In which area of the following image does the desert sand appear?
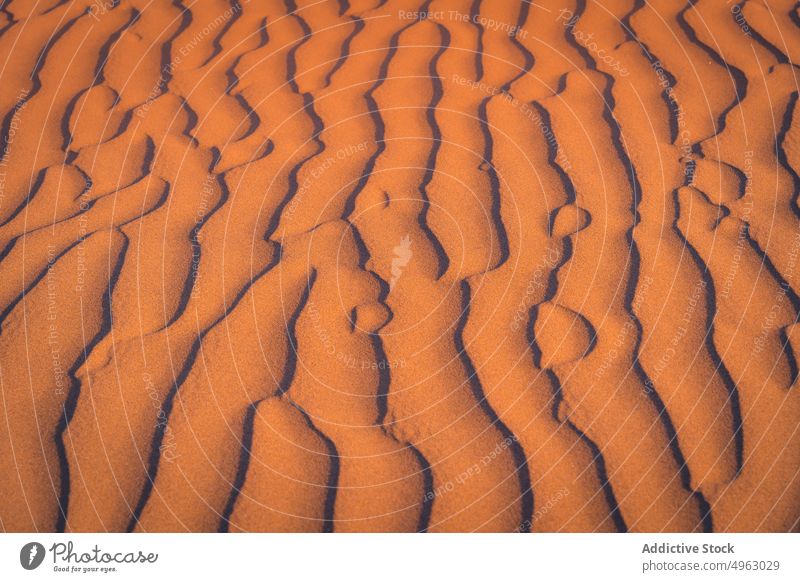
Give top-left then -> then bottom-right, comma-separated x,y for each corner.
0,0 -> 798,532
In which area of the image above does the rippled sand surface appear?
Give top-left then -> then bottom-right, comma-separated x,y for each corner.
0,0 -> 799,532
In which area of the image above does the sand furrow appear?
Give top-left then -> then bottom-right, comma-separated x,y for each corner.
536,65 -> 707,531
1,0 -> 798,533
0,229 -> 124,531
466,90 -> 626,532
274,226 -> 428,531
594,3 -> 745,506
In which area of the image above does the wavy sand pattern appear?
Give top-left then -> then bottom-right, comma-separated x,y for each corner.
0,0 -> 799,532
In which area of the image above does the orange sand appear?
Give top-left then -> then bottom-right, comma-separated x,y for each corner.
0,0 -> 799,532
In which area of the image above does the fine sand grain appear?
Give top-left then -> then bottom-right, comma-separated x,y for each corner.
0,0 -> 799,532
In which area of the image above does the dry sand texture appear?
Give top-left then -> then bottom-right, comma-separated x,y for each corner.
0,0 -> 799,533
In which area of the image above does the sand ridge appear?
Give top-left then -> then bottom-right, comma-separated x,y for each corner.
0,0 -> 798,532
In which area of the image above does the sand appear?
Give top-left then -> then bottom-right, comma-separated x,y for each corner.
0,0 -> 798,532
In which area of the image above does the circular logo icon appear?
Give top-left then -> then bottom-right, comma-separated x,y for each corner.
20,542 -> 45,570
